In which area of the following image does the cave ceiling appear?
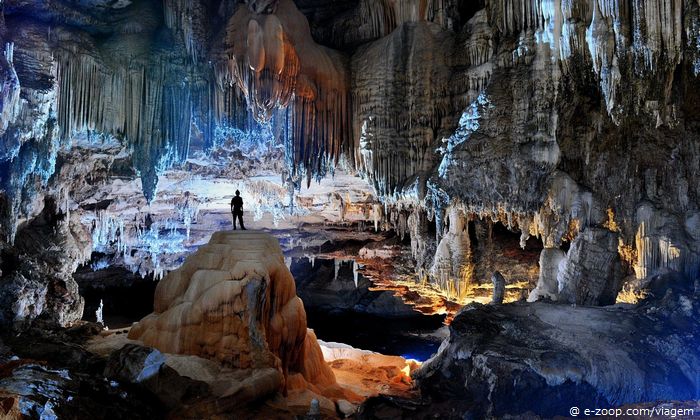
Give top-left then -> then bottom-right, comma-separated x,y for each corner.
0,0 -> 699,301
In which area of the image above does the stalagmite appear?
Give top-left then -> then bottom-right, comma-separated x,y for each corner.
353,261 -> 359,288
490,271 -> 506,305
528,248 -> 565,302
129,231 -> 339,396
428,206 -> 474,300
95,299 -> 107,330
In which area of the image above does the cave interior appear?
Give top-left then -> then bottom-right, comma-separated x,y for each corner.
0,0 -> 699,419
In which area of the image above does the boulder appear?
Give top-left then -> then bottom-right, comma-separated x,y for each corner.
104,344 -> 209,409
0,362 -> 160,419
413,291 -> 700,418
337,399 -> 356,417
104,344 -> 166,384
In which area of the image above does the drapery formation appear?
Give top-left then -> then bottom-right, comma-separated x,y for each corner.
210,0 -> 351,184
49,0 -> 354,196
55,49 -> 196,201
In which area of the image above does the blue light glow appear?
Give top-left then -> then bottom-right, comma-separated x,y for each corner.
437,93 -> 491,179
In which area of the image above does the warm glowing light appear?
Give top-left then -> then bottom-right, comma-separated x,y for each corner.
616,285 -> 648,304
604,208 -> 620,232
618,239 -> 637,267
563,218 -> 581,242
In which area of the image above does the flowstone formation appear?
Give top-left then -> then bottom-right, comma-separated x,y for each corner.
128,231 -> 348,414
212,0 -> 351,181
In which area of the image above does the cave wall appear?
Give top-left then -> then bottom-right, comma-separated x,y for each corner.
349,0 -> 700,304
0,0 -> 699,322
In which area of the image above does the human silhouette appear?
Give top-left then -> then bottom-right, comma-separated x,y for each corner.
230,190 -> 246,230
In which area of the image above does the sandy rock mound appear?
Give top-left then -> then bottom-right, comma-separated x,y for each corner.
128,231 -> 339,400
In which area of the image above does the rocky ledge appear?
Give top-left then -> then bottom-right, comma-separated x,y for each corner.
406,275 -> 700,418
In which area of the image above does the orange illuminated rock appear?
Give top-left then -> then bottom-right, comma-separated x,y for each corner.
213,0 -> 351,183
128,231 -> 337,395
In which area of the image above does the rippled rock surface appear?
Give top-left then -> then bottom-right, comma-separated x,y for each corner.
412,278 -> 700,418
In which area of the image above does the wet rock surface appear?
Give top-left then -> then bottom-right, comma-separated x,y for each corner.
411,279 -> 700,418
0,323 -> 163,420
104,344 -> 210,409
0,0 -> 699,418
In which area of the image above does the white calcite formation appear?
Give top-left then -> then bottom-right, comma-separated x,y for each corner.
348,0 -> 700,305
0,0 -> 698,323
0,1 -> 699,417
212,0 -> 351,184
430,206 -> 472,299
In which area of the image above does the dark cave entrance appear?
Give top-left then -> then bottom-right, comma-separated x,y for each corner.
75,253 -> 157,329
290,255 -> 445,361
466,219 -> 543,300
457,0 -> 485,26
0,248 -> 20,276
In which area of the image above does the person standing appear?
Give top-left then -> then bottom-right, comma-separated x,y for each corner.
230,190 -> 246,230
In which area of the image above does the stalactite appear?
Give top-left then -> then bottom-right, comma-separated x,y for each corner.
162,0 -> 212,62
0,133 -> 60,242
633,203 -> 700,281
631,0 -> 683,72
481,0 -> 695,123
586,0 -> 620,118
357,0 -> 456,41
213,0 -> 351,185
0,21 -> 63,242
352,21 -> 454,197
89,209 -> 197,280
54,48 -> 198,201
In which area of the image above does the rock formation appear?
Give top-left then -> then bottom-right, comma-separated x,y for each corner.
1,0 -> 698,308
0,197 -> 91,329
0,0 -> 700,416
490,271 -> 505,304
213,0 -> 351,183
128,231 -> 341,404
412,278 -> 700,418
